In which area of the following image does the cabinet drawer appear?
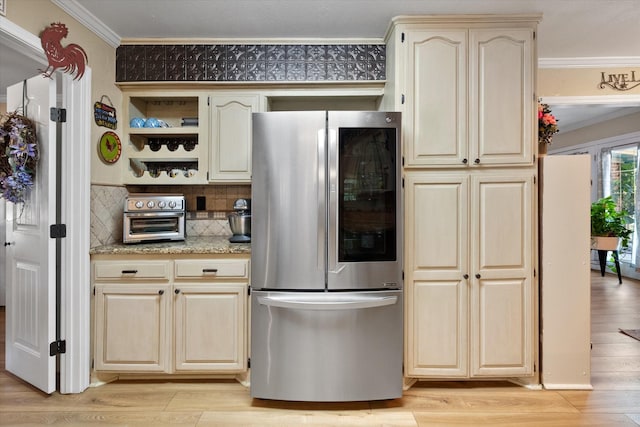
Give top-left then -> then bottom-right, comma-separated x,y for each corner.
94,261 -> 171,281
175,259 -> 249,279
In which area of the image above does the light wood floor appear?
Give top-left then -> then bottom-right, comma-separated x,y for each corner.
1,271 -> 639,426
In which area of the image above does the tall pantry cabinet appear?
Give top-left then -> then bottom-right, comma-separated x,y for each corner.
383,15 -> 540,380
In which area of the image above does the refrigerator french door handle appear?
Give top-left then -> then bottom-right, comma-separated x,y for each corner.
327,126 -> 338,273
317,128 -> 327,272
257,295 -> 398,311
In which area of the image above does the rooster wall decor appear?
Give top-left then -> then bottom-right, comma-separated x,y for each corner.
40,23 -> 88,81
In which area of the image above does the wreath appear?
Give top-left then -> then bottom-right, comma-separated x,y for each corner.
0,112 -> 39,204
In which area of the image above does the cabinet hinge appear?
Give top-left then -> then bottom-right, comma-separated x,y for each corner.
92,359 -> 94,369
247,358 -> 251,369
401,94 -> 405,105
402,177 -> 405,188
207,96 -> 210,106
50,224 -> 67,239
402,271 -> 404,281
533,176 -> 537,185
401,32 -> 405,43
247,286 -> 251,296
533,31 -> 536,40
402,156 -> 405,167
534,362 -> 537,372
50,107 -> 67,123
50,340 -> 66,356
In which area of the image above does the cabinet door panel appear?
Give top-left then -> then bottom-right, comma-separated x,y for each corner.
469,29 -> 534,165
95,284 -> 171,372
404,31 -> 467,166
407,280 -> 468,377
174,284 -> 247,371
472,278 -> 532,376
406,173 -> 468,281
209,95 -> 260,182
471,171 -> 534,376
405,172 -> 469,377
472,172 -> 533,278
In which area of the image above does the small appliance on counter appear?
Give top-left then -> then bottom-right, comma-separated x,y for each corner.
123,193 -> 186,244
228,198 -> 251,243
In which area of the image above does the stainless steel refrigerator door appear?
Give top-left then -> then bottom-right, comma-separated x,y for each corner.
250,290 -> 403,402
327,111 -> 403,290
252,111 -> 327,290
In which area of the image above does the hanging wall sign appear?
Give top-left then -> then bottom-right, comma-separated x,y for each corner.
94,95 -> 117,129
98,131 -> 122,164
599,70 -> 640,91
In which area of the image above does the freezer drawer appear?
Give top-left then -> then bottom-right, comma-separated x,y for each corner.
250,290 -> 403,402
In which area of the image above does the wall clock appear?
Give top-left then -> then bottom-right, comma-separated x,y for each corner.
98,131 -> 121,164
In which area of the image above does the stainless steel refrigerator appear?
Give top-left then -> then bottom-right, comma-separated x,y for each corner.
250,111 -> 403,402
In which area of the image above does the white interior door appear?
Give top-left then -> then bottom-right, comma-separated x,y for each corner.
0,199 -> 5,306
5,75 -> 57,394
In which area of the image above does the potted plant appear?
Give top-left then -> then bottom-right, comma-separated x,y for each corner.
590,196 -> 632,250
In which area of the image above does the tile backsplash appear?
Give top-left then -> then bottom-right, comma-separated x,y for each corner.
91,185 -> 128,248
91,184 -> 250,248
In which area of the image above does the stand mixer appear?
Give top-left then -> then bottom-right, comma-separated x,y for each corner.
228,198 -> 251,243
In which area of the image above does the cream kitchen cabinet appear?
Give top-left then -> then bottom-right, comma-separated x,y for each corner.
208,94 -> 263,182
120,88 -> 263,184
384,16 -> 538,167
122,91 -> 209,184
173,258 -> 248,372
93,260 -> 173,372
92,256 -> 249,375
404,170 -> 535,378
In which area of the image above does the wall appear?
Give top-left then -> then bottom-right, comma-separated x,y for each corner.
6,0 -> 121,186
90,183 -> 250,247
551,111 -> 640,150
539,67 -> 640,97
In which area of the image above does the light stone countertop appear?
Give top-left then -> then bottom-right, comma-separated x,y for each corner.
89,236 -> 251,255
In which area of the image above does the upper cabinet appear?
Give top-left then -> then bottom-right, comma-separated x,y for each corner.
384,16 -> 538,167
121,89 -> 265,185
209,94 -> 263,183
122,91 -> 209,184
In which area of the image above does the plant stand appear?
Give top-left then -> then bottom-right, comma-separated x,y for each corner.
596,249 -> 622,284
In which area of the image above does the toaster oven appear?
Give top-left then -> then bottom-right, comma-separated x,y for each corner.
123,194 -> 186,244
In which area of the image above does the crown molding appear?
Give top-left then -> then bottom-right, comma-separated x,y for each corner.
539,57 -> 640,69
52,0 -> 120,48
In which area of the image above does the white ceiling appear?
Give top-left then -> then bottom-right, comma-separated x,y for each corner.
3,0 -> 640,131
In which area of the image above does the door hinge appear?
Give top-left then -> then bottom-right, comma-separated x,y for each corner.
401,32 -> 405,43
50,340 -> 66,356
50,107 -> 67,123
50,224 -> 67,239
